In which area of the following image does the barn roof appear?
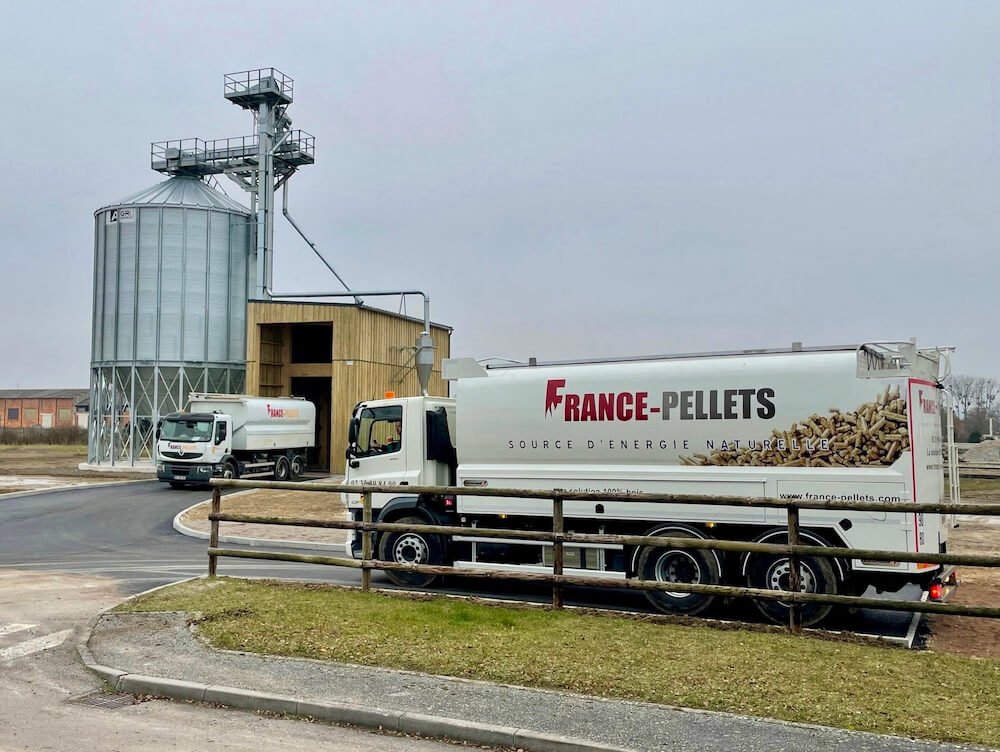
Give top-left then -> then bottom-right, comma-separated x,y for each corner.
0,389 -> 89,400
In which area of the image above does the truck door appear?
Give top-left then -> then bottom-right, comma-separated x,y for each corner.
347,404 -> 419,505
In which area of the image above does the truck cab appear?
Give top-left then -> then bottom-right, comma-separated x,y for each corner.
156,412 -> 233,486
343,395 -> 457,552
345,396 -> 456,491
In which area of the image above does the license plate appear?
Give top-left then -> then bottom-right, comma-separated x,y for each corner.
173,475 -> 185,480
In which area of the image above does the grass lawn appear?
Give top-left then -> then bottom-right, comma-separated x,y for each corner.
120,577 -> 1000,747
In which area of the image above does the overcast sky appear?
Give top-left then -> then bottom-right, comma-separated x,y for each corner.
2,1 -> 999,387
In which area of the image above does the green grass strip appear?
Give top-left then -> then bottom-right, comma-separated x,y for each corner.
120,578 -> 1000,746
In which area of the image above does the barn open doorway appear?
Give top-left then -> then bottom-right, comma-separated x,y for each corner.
290,376 -> 331,471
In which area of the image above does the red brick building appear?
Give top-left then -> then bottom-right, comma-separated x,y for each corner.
0,390 -> 89,430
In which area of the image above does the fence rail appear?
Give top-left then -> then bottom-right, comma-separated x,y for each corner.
206,479 -> 1000,633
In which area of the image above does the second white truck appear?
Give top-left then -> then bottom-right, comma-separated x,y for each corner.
157,393 -> 316,488
342,341 -> 958,626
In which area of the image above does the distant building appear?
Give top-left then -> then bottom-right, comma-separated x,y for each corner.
0,390 -> 89,430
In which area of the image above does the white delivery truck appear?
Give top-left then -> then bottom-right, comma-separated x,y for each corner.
342,342 -> 958,626
157,393 -> 316,488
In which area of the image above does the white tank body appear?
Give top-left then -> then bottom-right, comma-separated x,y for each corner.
454,347 -> 946,562
189,395 -> 315,451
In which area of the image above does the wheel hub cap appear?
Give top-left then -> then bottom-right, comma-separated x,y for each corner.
394,534 -> 428,565
654,551 -> 701,599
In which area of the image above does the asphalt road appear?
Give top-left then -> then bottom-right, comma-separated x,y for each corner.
0,481 -> 357,593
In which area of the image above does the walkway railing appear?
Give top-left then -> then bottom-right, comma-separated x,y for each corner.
206,479 -> 1000,634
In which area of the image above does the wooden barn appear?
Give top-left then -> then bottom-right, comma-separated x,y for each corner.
245,301 -> 452,473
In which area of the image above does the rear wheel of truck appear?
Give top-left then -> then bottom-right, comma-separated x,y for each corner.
290,454 -> 305,479
378,515 -> 443,588
636,526 -> 722,616
273,456 -> 291,482
744,533 -> 838,626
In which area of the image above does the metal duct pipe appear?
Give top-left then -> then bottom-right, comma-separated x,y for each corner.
281,182 -> 362,305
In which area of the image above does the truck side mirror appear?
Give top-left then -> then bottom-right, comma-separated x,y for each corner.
155,421 -> 162,441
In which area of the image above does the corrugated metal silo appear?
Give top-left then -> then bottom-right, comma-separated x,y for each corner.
88,176 -> 254,466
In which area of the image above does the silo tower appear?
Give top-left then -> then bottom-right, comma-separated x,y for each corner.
88,178 -> 253,465
87,68 -> 315,466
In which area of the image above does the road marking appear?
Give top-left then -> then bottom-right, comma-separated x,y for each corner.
0,629 -> 73,662
0,623 -> 36,636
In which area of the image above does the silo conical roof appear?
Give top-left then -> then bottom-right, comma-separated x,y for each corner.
97,176 -> 249,214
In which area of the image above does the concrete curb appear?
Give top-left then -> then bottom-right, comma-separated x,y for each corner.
0,478 -> 152,502
75,603 -> 626,752
171,493 -> 352,555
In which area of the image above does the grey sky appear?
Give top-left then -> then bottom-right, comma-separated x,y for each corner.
2,1 -> 999,387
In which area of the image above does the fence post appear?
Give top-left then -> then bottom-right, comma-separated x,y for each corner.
208,485 -> 221,577
552,495 -> 564,609
361,489 -> 372,593
786,505 -> 802,634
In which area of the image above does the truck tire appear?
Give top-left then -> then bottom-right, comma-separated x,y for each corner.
290,454 -> 305,480
744,533 -> 838,626
221,461 -> 238,480
378,515 -> 443,588
636,526 -> 722,616
273,456 -> 291,482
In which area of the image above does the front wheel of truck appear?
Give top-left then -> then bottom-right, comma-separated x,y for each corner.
378,515 -> 443,588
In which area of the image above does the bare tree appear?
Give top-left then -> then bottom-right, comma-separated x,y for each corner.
974,376 -> 1000,412
947,374 -> 978,418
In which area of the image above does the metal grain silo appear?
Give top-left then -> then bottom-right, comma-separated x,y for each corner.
88,176 -> 254,466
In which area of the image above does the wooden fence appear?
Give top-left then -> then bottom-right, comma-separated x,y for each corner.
206,479 -> 1000,634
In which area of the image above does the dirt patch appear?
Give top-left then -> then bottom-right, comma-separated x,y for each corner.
179,485 -> 349,545
962,440 -> 1000,464
0,445 -> 149,481
926,512 -> 1000,659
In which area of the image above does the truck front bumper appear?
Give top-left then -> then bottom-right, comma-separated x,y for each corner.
157,462 -> 215,484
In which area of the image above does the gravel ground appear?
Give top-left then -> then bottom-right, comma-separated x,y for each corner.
179,486 -> 349,545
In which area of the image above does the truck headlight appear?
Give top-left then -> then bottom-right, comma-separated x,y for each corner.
156,463 -> 164,472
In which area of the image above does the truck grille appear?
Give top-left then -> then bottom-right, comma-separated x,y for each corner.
166,464 -> 191,478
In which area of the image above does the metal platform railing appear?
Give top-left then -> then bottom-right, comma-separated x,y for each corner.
151,132 -> 314,175
224,68 -> 294,105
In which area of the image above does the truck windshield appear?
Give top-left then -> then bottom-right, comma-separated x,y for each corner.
354,406 -> 403,457
161,418 -> 214,442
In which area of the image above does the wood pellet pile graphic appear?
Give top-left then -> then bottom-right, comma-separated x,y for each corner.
682,387 -> 909,467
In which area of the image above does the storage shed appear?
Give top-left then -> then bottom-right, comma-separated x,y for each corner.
245,301 -> 452,473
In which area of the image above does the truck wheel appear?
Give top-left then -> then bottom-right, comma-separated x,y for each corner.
273,456 -> 291,482
636,527 -> 722,616
290,454 -> 304,479
378,515 -> 443,589
744,540 -> 838,626
221,461 -> 238,480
